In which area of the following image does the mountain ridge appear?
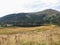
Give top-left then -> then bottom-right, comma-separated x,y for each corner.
0,9 -> 60,27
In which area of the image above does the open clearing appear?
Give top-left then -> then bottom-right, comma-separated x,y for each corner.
0,25 -> 60,45
0,25 -> 58,34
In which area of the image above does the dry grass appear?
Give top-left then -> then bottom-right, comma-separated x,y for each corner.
0,25 -> 59,45
0,25 -> 57,34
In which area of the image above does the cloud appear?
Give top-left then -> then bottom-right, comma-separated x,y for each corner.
24,0 -> 60,11
0,0 -> 60,17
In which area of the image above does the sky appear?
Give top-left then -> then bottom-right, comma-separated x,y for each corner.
0,0 -> 60,17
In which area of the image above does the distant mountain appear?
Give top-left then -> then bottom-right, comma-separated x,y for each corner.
0,9 -> 60,27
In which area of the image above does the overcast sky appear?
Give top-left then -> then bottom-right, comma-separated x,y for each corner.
0,0 -> 60,17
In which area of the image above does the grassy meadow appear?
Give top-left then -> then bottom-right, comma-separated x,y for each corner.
0,25 -> 60,45
0,25 -> 57,34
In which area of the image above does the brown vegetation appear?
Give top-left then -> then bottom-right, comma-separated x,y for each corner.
0,25 -> 60,45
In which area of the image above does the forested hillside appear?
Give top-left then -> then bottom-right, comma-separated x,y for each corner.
0,9 -> 60,27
